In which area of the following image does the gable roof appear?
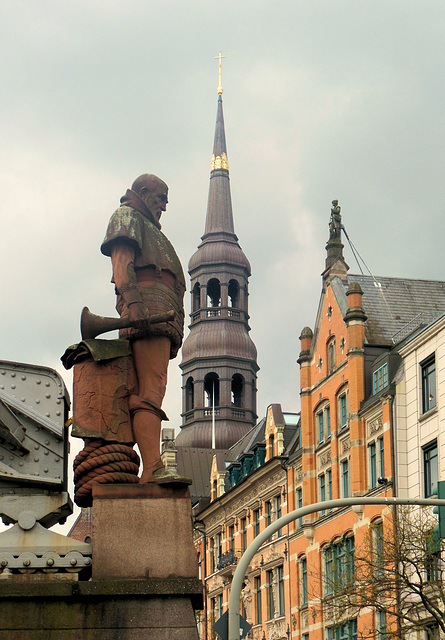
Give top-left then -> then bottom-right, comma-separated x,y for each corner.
328,274 -> 445,346
346,274 -> 445,345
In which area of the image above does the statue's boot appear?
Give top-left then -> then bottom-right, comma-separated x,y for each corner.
130,396 -> 191,485
144,458 -> 192,486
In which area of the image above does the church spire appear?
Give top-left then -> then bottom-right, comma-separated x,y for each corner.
203,94 -> 236,239
177,72 -> 259,450
202,53 -> 236,240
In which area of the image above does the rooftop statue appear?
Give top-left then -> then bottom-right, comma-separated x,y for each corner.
63,174 -> 190,505
329,199 -> 342,240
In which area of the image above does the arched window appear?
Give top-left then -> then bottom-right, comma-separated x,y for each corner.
192,283 -> 200,312
204,373 -> 220,407
185,377 -> 194,411
207,278 -> 221,307
231,374 -> 244,407
228,279 -> 239,308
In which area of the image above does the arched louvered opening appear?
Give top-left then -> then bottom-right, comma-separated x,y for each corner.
207,278 -> 221,307
228,279 -> 239,308
231,373 -> 244,407
204,372 -> 220,407
185,376 -> 194,411
192,283 -> 201,312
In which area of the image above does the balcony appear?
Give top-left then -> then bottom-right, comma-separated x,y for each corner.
216,549 -> 239,576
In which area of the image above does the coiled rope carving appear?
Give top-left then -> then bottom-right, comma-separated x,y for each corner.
74,439 -> 140,507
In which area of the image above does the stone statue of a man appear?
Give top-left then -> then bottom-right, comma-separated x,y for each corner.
101,174 -> 185,483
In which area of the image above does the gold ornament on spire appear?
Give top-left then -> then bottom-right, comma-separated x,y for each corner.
214,51 -> 225,95
211,152 -> 229,172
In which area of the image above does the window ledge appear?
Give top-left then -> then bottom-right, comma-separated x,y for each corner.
419,406 -> 438,423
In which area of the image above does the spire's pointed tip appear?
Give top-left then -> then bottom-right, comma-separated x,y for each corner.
214,51 -> 225,97
211,81 -> 229,173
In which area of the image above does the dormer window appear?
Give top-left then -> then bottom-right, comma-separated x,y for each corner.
373,363 -> 388,395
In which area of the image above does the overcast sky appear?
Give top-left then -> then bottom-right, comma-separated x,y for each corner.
1,1 -> 444,481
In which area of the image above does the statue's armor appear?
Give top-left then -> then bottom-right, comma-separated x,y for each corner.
101,205 -> 185,358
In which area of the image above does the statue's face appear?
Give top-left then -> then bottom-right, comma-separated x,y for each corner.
142,187 -> 168,222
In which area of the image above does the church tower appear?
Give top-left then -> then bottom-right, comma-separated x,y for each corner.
176,63 -> 259,450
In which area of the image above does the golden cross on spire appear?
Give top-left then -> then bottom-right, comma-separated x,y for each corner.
214,51 -> 225,95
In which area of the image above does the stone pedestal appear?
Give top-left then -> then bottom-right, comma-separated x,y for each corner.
0,484 -> 202,639
91,483 -> 198,580
0,578 -> 202,639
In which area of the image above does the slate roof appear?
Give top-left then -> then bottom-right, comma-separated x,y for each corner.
332,274 -> 445,346
176,446 -> 227,504
226,411 -> 301,464
225,417 -> 266,463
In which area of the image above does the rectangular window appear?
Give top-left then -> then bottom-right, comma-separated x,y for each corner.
318,411 -> 324,443
327,468 -> 332,512
254,509 -> 260,537
326,405 -> 331,438
377,611 -> 387,639
277,565 -> 285,616
266,501 -> 272,527
297,488 -> 303,528
373,363 -> 388,394
229,525 -> 234,551
254,575 -> 262,624
276,495 -> 282,537
325,546 -> 333,595
325,537 -> 355,595
211,596 -> 216,632
301,557 -> 308,606
319,473 -> 326,516
342,460 -> 349,498
426,624 -> 440,640
369,442 -> 377,489
266,500 -> 272,541
267,569 -> 274,619
379,437 -> 385,478
339,394 -> 348,429
327,619 -> 357,640
240,518 -> 247,552
216,533 -> 222,566
423,441 -> 438,498
373,521 -> 384,576
421,355 -> 436,414
425,548 -> 441,582
210,538 -> 215,573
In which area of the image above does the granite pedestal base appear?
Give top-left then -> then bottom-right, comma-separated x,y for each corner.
0,578 -> 202,639
91,483 -> 198,580
0,484 -> 202,639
